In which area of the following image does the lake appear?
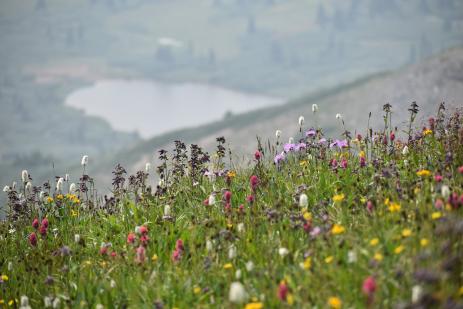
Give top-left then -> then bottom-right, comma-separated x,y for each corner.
65,80 -> 284,138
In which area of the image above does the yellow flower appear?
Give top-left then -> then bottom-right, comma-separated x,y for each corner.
360,197 -> 367,204
244,302 -> 264,309
193,286 -> 201,294
420,238 -> 429,247
459,286 -> 463,296
333,194 -> 345,203
299,160 -> 308,166
70,209 -> 79,217
394,245 -> 405,254
423,129 -> 433,136
227,170 -> 236,178
359,150 -> 366,158
303,257 -> 312,270
8,300 -> 14,306
1,275 -> 8,281
416,169 -> 431,177
328,296 -> 342,309
325,256 -> 334,264
56,194 -> 64,200
303,211 -> 312,221
223,263 -> 233,269
151,254 -> 158,262
0,299 -> 3,305
369,238 -> 379,246
374,252 -> 383,261
402,229 -> 412,237
384,198 -> 390,206
331,224 -> 345,235
431,212 -> 442,220
287,293 -> 294,305
388,202 -> 401,213
46,196 -> 54,203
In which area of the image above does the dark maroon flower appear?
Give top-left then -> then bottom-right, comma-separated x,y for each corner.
41,218 -> 49,229
390,132 -> 395,142
224,191 -> 232,203
247,195 -> 255,204
250,175 -> 259,192
32,218 -> 39,229
360,156 -> 366,168
39,225 -> 47,236
254,150 -> 262,161
277,281 -> 288,301
29,232 -> 37,247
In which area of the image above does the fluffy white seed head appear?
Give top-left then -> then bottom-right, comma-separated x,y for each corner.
245,260 -> 254,272
278,247 -> 289,257
229,282 -> 248,304
299,193 -> 308,207
206,239 -> 213,252
237,223 -> 245,233
110,279 -> 117,288
3,186 -> 10,193
288,137 -> 294,144
235,269 -> 242,279
52,298 -> 61,309
65,174 -> 69,182
43,296 -> 52,308
298,116 -> 305,126
312,104 -> 318,113
81,155 -> 89,166
347,250 -> 357,263
228,245 -> 237,259
20,295 -> 29,307
402,145 -> 409,155
336,113 -> 342,120
275,130 -> 282,139
39,191 -> 45,201
8,261 -> 13,271
69,183 -> 77,194
56,177 -> 64,192
21,170 -> 28,183
25,182 -> 32,194
74,234 -> 81,243
441,185 -> 450,199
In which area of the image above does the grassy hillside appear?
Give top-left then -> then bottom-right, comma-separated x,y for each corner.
1,103 -> 462,308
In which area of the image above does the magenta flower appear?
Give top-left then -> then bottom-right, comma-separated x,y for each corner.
254,150 -> 262,161
29,232 -> 37,247
277,281 -> 288,301
247,195 -> 255,204
224,191 -> 232,204
136,246 -> 146,264
367,201 -> 374,213
32,218 -> 39,229
360,156 -> 366,167
434,174 -> 443,182
340,158 -> 348,169
127,232 -> 136,244
176,239 -> 184,252
41,218 -> 49,229
305,129 -> 316,137
295,142 -> 307,152
250,175 -> 259,192
330,139 -> 348,149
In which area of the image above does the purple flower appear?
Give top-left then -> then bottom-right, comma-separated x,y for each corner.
330,139 -> 348,149
274,152 -> 285,165
310,226 -> 321,237
318,138 -> 327,145
305,129 -> 316,137
295,143 -> 307,151
283,143 -> 295,153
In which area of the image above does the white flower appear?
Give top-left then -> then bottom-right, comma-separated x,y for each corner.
8,261 -> 13,271
39,191 -> 45,201
441,185 -> 450,199
298,116 -> 305,126
145,163 -> 151,173
52,298 -> 61,309
110,279 -> 116,288
164,205 -> 171,216
235,269 -> 242,279
404,159 -> 409,166
3,186 -> 10,193
288,137 -> 294,144
21,170 -> 28,183
208,194 -> 216,206
229,282 -> 248,304
278,247 -> 289,257
135,226 -> 141,235
20,296 -> 29,308
44,296 -> 52,307
81,155 -> 89,166
69,183 -> 77,194
275,130 -> 282,139
411,285 -> 422,303
56,177 -> 64,192
74,234 -> 81,243
206,240 -> 213,252
402,145 -> 409,155
299,193 -> 308,207
237,223 -> 245,233
347,250 -> 357,263
336,113 -> 342,120
228,245 -> 237,259
245,260 -> 254,272
312,104 -> 318,113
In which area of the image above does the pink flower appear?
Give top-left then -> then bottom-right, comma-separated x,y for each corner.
225,203 -> 231,212
127,232 -> 136,244
172,249 -> 181,262
140,235 -> 149,246
277,281 -> 288,301
434,199 -> 444,209
41,218 -> 49,229
100,246 -> 108,255
136,246 -> 146,263
458,166 -> 463,174
139,226 -> 148,235
238,204 -> 244,213
254,150 -> 262,161
390,132 -> 395,142
39,225 -> 47,236
434,174 -> 443,182
330,158 -> 338,169
360,156 -> 366,168
32,218 -> 39,229
224,191 -> 232,203
29,232 -> 37,247
203,198 -> 209,206
367,201 -> 374,213
246,195 -> 255,204
340,158 -> 348,169
110,251 -> 117,258
250,175 -> 259,192
176,239 -> 184,251
362,276 -> 376,296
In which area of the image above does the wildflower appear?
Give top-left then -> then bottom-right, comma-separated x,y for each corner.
299,193 -> 308,207
434,174 -> 443,182
369,238 -> 379,246
52,297 -> 60,308
328,296 -> 342,309
25,182 -> 32,194
298,116 -> 305,126
423,129 -> 433,135
21,170 -> 28,183
223,263 -> 233,269
420,238 -> 429,247
127,232 -> 136,244
335,113 -> 342,120
20,296 -> 30,309
43,296 -> 52,307
228,245 -> 237,259
333,193 -> 345,203
32,218 -> 39,229
330,139 -> 348,149
245,302 -> 263,309
136,246 -> 146,263
388,202 -> 401,213
245,261 -> 254,272
46,196 -> 53,203
254,150 -> 262,161
331,224 -> 345,235
288,137 -> 294,144
1,275 -> 8,282
362,276 -> 377,298
312,104 -> 318,113
360,156 -> 366,167
7,262 -> 12,272
224,191 -> 232,204
373,252 -> 383,261
394,245 -> 404,254
29,232 -> 37,247
347,250 -> 357,263
250,175 -> 259,191
305,129 -> 316,137
193,286 -> 201,294
275,130 -> 282,139
278,247 -> 289,257
402,145 -> 409,155
81,155 -> 89,166
431,212 -> 442,220
277,280 -> 288,301
229,282 -> 248,304
208,194 -> 216,206
274,152 -> 285,165
325,256 -> 334,264
302,257 -> 312,270
284,143 -> 295,152
69,183 -> 77,194
402,229 -> 412,237
416,169 -> 431,177
411,285 -> 422,303
458,166 -> 463,174
237,223 -> 245,233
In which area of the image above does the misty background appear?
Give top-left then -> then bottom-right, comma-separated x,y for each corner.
1,0 -> 463,193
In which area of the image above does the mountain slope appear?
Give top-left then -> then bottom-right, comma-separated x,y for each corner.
85,47 -> 463,188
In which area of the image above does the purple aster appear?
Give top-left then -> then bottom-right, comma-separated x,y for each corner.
330,139 -> 348,149
274,152 -> 286,165
283,143 -> 295,153
318,138 -> 327,145
305,129 -> 316,137
295,142 -> 307,151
